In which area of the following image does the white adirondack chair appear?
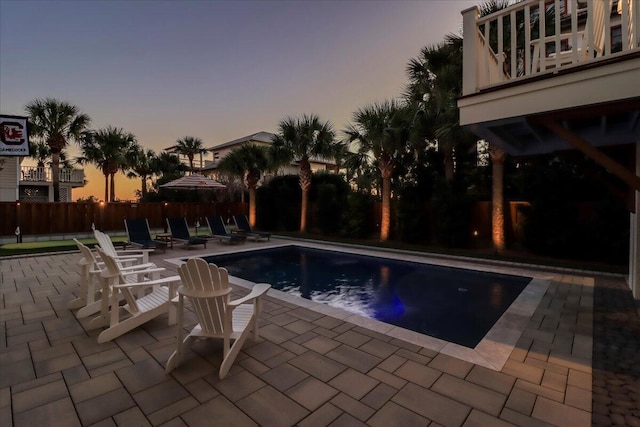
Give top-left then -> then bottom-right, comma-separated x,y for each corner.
165,258 -> 270,379
68,239 -> 102,311
73,240 -> 162,328
94,229 -> 153,265
95,247 -> 181,343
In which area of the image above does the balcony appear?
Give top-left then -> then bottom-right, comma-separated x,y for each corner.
462,0 -> 639,92
458,0 -> 640,156
20,166 -> 85,187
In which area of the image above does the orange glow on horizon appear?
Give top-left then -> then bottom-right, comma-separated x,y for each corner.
73,165 -> 140,202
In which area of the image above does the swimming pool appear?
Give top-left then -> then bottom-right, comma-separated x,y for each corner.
201,245 -> 532,348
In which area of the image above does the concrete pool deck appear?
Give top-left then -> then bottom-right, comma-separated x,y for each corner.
1,237 -> 638,426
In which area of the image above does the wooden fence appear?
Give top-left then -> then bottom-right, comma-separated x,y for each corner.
0,202 -> 248,237
0,200 -> 529,242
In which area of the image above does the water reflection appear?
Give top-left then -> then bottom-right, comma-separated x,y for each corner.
202,246 -> 530,348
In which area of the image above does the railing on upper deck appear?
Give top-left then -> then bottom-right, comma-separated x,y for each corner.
20,166 -> 85,184
462,0 -> 639,95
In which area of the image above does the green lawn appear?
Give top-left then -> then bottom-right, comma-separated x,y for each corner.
0,237 -> 128,257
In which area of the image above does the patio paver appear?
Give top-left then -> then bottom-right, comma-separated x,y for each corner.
1,239 -> 638,426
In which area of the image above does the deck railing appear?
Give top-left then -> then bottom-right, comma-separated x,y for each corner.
21,166 -> 85,183
462,0 -> 639,94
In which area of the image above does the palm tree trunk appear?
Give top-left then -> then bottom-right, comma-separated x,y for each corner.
104,174 -> 109,202
491,145 -> 506,252
444,147 -> 455,181
110,173 -> 116,202
380,174 -> 391,241
141,175 -> 147,198
299,159 -> 312,233
51,153 -> 61,202
248,187 -> 256,228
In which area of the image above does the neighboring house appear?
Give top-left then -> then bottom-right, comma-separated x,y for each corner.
0,157 -> 85,202
201,131 -> 338,181
458,0 -> 639,296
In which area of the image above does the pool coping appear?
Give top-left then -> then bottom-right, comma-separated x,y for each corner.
165,240 -> 552,371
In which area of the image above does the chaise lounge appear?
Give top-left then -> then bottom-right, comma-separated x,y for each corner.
205,216 -> 246,245
166,217 -> 208,249
124,218 -> 167,252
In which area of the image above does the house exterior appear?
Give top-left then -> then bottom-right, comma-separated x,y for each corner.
0,156 -> 85,202
458,0 -> 640,297
201,131 -> 338,180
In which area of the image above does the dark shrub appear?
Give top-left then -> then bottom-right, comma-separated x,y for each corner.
341,192 -> 375,238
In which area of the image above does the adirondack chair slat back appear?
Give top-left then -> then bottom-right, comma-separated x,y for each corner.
95,247 -> 139,311
178,258 -> 230,335
74,239 -> 96,268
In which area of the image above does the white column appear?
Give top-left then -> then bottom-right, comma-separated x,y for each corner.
462,6 -> 479,96
630,139 -> 640,299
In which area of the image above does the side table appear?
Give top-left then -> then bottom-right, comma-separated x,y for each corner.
156,233 -> 173,249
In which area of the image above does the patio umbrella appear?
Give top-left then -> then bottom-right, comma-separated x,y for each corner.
160,173 -> 226,210
159,174 -> 226,191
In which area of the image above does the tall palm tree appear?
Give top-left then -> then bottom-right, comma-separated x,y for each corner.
77,126 -> 137,202
272,114 -> 336,232
218,144 -> 271,227
405,34 -> 476,181
25,98 -> 91,201
344,100 -> 412,241
174,136 -> 207,172
127,147 -> 156,199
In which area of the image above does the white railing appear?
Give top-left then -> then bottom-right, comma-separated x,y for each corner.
462,0 -> 639,94
21,166 -> 85,183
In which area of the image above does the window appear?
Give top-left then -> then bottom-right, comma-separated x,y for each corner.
611,25 -> 622,53
213,152 -> 220,161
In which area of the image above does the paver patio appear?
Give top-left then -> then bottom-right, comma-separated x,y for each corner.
1,238 -> 638,426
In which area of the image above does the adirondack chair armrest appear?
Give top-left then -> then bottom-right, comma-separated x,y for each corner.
116,249 -> 153,255
119,267 -> 165,278
113,275 -> 181,289
110,254 -> 144,262
228,283 -> 271,307
119,262 -> 156,272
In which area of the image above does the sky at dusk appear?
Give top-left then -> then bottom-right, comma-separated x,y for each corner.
1,0 -> 478,200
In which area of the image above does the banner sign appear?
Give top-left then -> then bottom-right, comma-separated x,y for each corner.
0,115 -> 30,156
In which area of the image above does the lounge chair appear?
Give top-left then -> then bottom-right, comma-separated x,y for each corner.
205,216 -> 246,245
94,229 -> 154,264
165,258 -> 270,378
166,217 -> 208,249
124,218 -> 166,252
95,248 -> 180,343
233,215 -> 271,242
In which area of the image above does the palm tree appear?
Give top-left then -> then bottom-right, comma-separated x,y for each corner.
174,136 -> 207,172
152,152 -> 187,187
127,147 -> 156,199
77,126 -> 137,202
405,34 -> 477,181
25,98 -> 91,201
218,144 -> 271,227
344,100 -> 412,241
272,114 -> 336,232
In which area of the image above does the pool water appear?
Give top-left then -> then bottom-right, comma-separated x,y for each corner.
202,246 -> 531,348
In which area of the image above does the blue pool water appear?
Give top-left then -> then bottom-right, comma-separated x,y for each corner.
202,246 -> 531,348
